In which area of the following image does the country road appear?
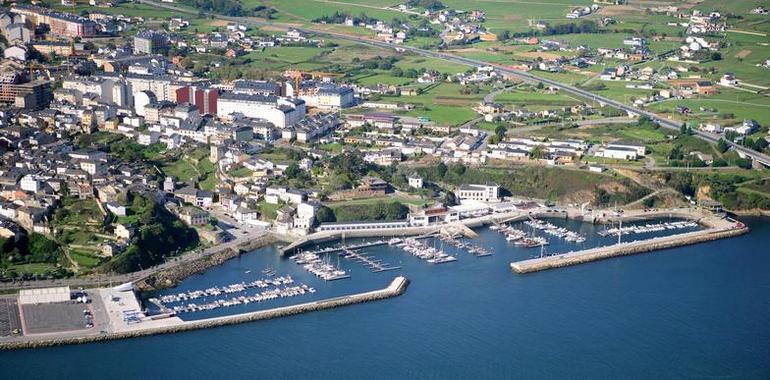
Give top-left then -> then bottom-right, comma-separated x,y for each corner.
137,0 -> 770,167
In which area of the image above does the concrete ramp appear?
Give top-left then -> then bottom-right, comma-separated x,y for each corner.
440,223 -> 479,239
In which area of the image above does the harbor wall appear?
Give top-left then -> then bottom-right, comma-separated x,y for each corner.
510,225 -> 748,274
0,277 -> 409,351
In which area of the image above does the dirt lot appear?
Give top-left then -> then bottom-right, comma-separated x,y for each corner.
735,49 -> 752,59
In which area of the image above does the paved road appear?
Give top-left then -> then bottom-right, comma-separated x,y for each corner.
136,0 -> 770,167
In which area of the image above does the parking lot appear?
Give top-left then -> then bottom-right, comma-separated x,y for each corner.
0,297 -> 22,336
21,302 -> 92,335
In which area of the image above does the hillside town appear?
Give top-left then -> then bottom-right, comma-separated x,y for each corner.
0,0 -> 768,283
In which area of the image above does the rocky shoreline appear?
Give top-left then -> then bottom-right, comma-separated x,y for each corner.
135,234 -> 277,291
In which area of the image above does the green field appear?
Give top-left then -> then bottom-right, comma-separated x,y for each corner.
70,250 -> 103,269
7,262 -> 58,275
256,0 -> 408,23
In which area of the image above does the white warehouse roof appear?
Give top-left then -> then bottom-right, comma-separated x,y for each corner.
18,286 -> 71,305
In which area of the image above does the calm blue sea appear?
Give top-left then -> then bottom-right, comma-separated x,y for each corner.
2,217 -> 769,379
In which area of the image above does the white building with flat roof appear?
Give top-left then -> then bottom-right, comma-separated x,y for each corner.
456,184 -> 500,203
217,93 -> 305,128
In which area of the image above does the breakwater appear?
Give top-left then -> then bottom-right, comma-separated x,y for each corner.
510,221 -> 748,274
0,276 -> 409,351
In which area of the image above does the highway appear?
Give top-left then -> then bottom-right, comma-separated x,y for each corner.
133,0 -> 770,167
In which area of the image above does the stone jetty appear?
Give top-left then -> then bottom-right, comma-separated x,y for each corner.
0,276 -> 409,351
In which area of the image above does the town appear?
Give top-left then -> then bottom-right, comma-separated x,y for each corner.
0,0 -> 769,367
0,0 -> 769,280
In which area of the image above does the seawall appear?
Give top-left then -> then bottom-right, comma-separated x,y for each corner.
0,276 -> 409,351
510,223 -> 748,274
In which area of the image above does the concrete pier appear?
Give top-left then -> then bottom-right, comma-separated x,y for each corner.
510,217 -> 748,274
0,277 -> 409,351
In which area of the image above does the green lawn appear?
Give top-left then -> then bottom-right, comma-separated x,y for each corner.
54,199 -> 104,226
229,167 -> 254,178
258,201 -> 280,221
70,251 -> 103,268
8,262 -> 58,275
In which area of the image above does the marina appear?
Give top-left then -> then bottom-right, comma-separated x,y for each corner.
289,252 -> 351,281
597,220 -> 700,237
524,219 -> 587,243
339,249 -> 402,273
511,217 -> 746,274
394,238 -> 457,264
491,223 -> 549,248
151,275 -> 296,305
2,212 -> 768,379
156,285 -> 316,314
437,235 -> 492,257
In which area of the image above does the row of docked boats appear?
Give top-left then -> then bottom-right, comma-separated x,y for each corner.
161,285 -> 316,314
597,220 -> 699,237
394,238 -> 457,264
490,224 -> 549,248
524,219 -> 587,243
154,276 -> 295,304
290,252 -> 350,281
438,235 -> 492,257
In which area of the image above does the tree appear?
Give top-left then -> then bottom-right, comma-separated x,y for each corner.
497,30 -> 511,41
315,206 -> 336,223
284,163 -> 301,179
444,191 -> 458,206
717,138 -> 729,153
494,124 -> 506,141
710,52 -> 722,61
390,67 -> 404,77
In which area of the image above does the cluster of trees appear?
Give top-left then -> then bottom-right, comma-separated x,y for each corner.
359,56 -> 399,71
459,84 -> 482,95
314,11 -> 359,24
406,0 -> 445,11
390,67 -> 421,78
664,172 -> 770,210
488,125 -> 507,144
0,234 -> 63,267
741,136 -> 769,153
184,0 -> 245,16
499,21 -> 600,41
253,5 -> 276,19
543,21 -> 600,35
105,194 -> 199,274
